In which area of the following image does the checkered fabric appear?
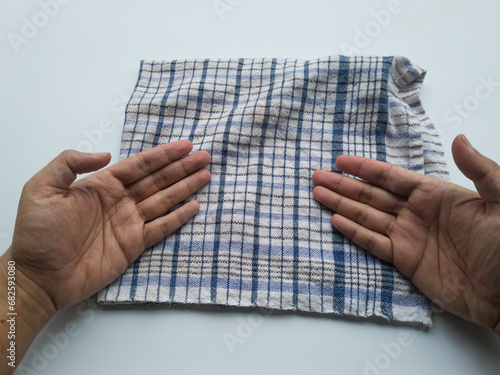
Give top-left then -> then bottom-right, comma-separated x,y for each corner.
97,56 -> 448,326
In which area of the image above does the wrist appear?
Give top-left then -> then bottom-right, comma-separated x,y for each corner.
1,247 -> 56,327
0,247 -> 56,371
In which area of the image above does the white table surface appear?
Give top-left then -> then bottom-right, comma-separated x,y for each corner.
1,1 -> 500,374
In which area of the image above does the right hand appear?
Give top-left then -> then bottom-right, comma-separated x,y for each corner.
313,135 -> 500,333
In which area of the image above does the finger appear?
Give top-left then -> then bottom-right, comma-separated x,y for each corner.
331,214 -> 393,264
143,200 -> 201,248
30,150 -> 111,189
137,169 -> 211,222
335,155 -> 425,197
452,134 -> 500,203
108,140 -> 193,185
313,186 -> 396,236
127,150 -> 210,202
312,170 -> 404,214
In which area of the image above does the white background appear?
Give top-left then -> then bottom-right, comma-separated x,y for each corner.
1,1 -> 500,374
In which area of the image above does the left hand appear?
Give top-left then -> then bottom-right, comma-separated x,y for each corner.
8,140 -> 211,312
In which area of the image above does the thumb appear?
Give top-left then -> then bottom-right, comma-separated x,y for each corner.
31,150 -> 112,189
452,134 -> 500,203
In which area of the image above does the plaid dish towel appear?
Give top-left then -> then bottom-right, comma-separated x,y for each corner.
97,56 -> 448,326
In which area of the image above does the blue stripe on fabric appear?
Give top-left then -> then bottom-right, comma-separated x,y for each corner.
351,57 -> 363,315
151,61 -> 177,147
189,59 -> 210,140
168,60 -> 210,302
331,55 -> 350,313
377,56 -> 394,319
306,60 -> 322,311
225,58 -> 244,305
125,147 -> 340,165
251,58 -> 278,305
318,57 -> 333,313
375,56 -> 393,162
130,61 -> 178,301
332,56 -> 350,164
237,58 -> 257,306
176,60 -> 202,303
148,93 -> 358,109
332,248 -> 346,313
154,61 -> 181,302
423,149 -> 445,156
142,65 -> 390,86
292,61 -> 310,308
344,57 -> 358,313
127,118 -> 380,136
113,60 -> 146,302
128,258 -> 140,301
125,60 -> 147,156
275,59 -> 288,310
114,272 -> 428,310
156,240 -> 346,257
168,236 -> 182,301
210,59 -> 245,303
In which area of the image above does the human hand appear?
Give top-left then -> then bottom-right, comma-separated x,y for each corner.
313,134 -> 500,334
7,140 -> 210,312
0,140 -> 210,372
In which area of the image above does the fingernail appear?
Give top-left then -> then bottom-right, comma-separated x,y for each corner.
461,135 -> 472,149
94,152 -> 110,157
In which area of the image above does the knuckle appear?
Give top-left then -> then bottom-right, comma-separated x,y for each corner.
185,177 -> 200,195
357,183 -> 373,203
354,204 -> 369,224
178,158 -> 191,176
392,200 -> 404,214
365,234 -> 378,252
57,149 -> 79,166
376,164 -> 393,186
333,195 -> 343,211
159,189 -> 176,208
158,218 -> 173,236
127,185 -> 140,202
150,170 -> 166,190
335,174 -> 345,190
59,149 -> 76,158
385,220 -> 396,235
135,153 -> 155,173
136,206 -> 148,222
